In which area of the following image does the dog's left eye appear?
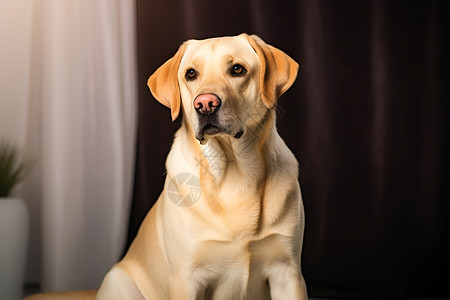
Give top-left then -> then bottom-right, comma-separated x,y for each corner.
231,64 -> 246,76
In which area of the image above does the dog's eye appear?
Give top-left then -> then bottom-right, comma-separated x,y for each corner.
185,69 -> 197,80
231,64 -> 246,76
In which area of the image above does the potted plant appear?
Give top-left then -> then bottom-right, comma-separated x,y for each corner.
0,139 -> 30,300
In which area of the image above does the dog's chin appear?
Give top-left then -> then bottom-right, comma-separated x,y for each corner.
195,124 -> 228,143
200,124 -> 223,137
195,123 -> 243,144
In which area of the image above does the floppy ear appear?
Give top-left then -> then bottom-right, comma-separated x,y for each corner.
245,34 -> 299,109
147,43 -> 187,121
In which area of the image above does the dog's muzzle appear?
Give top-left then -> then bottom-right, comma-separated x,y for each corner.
194,94 -> 244,144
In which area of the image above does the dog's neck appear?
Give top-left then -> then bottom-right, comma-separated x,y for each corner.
176,109 -> 275,224
166,109 -> 298,233
195,109 -> 274,184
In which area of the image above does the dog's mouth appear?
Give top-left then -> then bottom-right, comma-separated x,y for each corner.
195,123 -> 229,143
201,123 -> 223,136
195,117 -> 243,144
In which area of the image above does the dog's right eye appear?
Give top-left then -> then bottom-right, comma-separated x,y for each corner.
185,69 -> 197,80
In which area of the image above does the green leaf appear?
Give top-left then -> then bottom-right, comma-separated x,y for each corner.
0,140 -> 31,197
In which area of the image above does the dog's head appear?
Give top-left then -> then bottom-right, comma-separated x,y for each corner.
148,34 -> 298,143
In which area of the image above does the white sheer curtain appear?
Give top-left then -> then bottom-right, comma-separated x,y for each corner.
25,0 -> 137,291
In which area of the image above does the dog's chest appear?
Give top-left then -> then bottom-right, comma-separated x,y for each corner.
188,232 -> 292,299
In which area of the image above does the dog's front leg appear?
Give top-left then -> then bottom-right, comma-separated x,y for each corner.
267,261 -> 308,300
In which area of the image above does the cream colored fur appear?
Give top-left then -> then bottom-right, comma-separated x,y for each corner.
25,34 -> 307,300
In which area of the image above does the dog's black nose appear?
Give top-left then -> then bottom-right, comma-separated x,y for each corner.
194,94 -> 221,115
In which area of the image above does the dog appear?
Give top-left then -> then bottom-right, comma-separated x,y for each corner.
25,33 -> 307,300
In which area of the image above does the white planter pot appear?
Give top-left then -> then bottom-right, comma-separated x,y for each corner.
0,198 -> 29,300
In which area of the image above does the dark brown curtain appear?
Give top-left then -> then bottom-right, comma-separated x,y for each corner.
128,0 -> 450,298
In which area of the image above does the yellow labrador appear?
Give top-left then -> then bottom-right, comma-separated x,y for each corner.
26,34 -> 307,300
